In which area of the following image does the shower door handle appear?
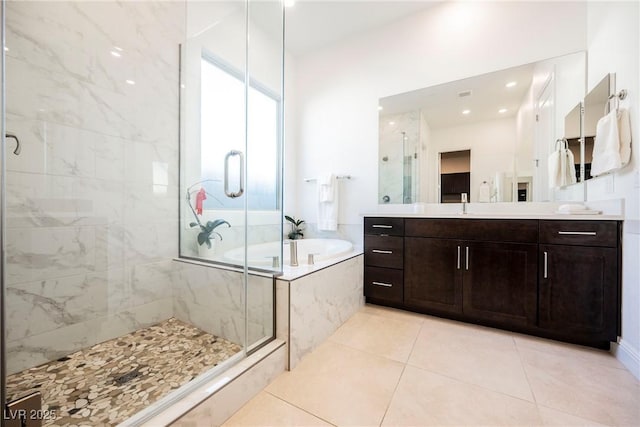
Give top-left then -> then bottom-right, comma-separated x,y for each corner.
224,150 -> 244,198
5,133 -> 20,155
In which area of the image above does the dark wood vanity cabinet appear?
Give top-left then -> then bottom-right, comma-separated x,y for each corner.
405,237 -> 463,315
364,216 -> 621,348
404,219 -> 538,328
363,217 -> 404,305
538,221 -> 620,343
463,241 -> 537,327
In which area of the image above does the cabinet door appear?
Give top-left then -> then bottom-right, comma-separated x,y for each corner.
463,241 -> 537,327
405,237 -> 463,315
539,244 -> 618,341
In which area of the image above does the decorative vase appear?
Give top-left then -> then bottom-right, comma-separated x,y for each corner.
197,241 -> 216,259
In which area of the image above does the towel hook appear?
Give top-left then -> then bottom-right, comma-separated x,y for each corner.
555,138 -> 568,151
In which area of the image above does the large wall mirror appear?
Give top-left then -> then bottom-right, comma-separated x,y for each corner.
378,51 -> 587,204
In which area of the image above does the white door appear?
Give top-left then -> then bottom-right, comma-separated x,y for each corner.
534,75 -> 555,201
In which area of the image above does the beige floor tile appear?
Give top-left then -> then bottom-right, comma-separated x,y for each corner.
537,406 -> 612,426
266,341 -> 404,426
513,333 -> 624,370
222,392 -> 333,427
382,365 -> 542,426
520,348 -> 640,425
407,317 -> 533,401
361,304 -> 426,325
329,311 -> 421,362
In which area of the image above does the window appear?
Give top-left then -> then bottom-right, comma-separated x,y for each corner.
200,55 -> 281,210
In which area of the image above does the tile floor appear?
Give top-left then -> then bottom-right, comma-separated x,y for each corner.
222,304 -> 640,426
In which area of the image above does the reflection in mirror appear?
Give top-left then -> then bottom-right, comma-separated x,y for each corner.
378,51 -> 586,204
378,112 -> 420,203
564,103 -> 589,181
583,74 -> 614,181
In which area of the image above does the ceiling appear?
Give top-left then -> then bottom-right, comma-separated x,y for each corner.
379,63 -> 535,129
281,1 -> 440,57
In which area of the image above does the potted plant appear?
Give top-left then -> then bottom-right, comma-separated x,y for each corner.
190,219 -> 231,255
285,215 -> 305,240
186,181 -> 230,257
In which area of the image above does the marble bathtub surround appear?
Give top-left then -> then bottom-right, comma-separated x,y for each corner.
276,255 -> 364,369
6,318 -> 241,426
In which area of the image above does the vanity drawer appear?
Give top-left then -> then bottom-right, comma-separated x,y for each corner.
364,266 -> 403,303
364,235 -> 403,269
364,217 -> 404,236
405,218 -> 538,243
540,220 -> 619,247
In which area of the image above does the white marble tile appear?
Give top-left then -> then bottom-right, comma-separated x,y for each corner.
5,226 -> 97,285
124,220 -> 178,264
5,271 -> 112,343
6,318 -> 100,375
288,255 -> 364,368
125,183 -> 179,224
172,344 -> 286,427
172,261 -> 245,345
127,260 -> 175,307
5,171 -> 125,229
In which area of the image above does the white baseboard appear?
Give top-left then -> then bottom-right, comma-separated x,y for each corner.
612,339 -> 640,380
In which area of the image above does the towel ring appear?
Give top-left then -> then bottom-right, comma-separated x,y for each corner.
555,138 -> 568,151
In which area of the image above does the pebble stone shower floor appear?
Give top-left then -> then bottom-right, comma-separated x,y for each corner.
6,318 -> 242,426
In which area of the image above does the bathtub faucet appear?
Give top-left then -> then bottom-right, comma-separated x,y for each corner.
286,240 -> 299,267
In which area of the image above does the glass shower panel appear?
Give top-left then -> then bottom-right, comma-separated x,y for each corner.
1,0 -> 280,424
245,0 -> 283,350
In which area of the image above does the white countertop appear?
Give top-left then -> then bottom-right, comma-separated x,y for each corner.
361,200 -> 624,220
361,212 -> 623,220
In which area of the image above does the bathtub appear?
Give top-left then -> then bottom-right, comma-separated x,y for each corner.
223,238 -> 354,266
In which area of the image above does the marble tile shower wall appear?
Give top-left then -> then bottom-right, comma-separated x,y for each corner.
172,262 -> 274,347
4,2 -> 185,374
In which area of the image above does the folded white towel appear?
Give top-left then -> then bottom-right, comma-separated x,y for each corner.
555,204 -> 601,215
317,174 -> 338,231
592,109 -> 622,176
318,174 -> 334,202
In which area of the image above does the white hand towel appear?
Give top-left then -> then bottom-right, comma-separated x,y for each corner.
564,146 -> 577,185
591,109 -> 622,177
318,174 -> 338,231
618,108 -> 632,167
318,174 -> 334,202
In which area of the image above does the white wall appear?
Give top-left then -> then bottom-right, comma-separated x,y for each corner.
585,1 -> 640,378
293,1 -> 587,229
427,118 -> 516,203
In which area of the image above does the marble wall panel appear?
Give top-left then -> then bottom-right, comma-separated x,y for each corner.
4,0 -> 185,373
287,255 -> 364,368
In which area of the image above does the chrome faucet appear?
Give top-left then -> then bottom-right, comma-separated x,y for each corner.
461,192 -> 468,214
287,240 -> 299,267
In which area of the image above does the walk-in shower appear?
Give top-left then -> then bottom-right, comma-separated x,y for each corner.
1,1 -> 283,425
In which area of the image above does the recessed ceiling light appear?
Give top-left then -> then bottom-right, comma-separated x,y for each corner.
378,106 -> 383,111
110,50 -> 121,58
498,108 -> 507,113
3,47 -> 8,52
462,109 -> 471,115
506,81 -> 517,88
389,121 -> 396,125
126,79 -> 136,85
